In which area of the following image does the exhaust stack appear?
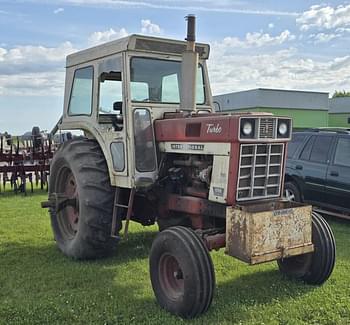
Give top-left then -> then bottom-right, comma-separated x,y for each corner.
180,15 -> 198,112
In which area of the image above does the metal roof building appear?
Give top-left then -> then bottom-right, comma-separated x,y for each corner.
329,97 -> 350,128
213,88 -> 330,129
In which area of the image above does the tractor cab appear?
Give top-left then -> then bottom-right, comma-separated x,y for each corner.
59,34 -> 212,189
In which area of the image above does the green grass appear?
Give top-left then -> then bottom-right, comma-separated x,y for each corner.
0,190 -> 350,325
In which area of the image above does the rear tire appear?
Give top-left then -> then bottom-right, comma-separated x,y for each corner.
150,226 -> 215,318
277,212 -> 336,285
49,139 -> 118,259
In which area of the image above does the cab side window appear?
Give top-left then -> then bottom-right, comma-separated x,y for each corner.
99,72 -> 122,115
98,71 -> 123,130
68,66 -> 93,115
134,109 -> 156,172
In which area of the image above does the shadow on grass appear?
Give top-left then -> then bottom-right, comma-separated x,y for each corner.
209,268 -> 316,323
1,227 -> 156,266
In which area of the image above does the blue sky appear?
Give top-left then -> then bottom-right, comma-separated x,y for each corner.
1,0 -> 350,134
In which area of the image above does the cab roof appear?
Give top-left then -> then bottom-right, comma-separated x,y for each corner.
66,34 -> 210,68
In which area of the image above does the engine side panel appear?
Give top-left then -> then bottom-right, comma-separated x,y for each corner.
155,115 -> 240,143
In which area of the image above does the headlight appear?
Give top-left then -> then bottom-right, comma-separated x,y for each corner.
242,122 -> 253,135
240,118 -> 256,139
278,122 -> 288,135
277,119 -> 291,138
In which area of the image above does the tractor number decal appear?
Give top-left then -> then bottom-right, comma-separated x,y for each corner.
171,144 -> 204,151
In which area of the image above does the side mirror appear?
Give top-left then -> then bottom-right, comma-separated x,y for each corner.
113,101 -> 123,112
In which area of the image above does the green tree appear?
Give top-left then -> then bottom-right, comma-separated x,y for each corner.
332,90 -> 350,98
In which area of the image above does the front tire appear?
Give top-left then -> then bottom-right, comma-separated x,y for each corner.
49,139 -> 118,259
150,226 -> 215,318
277,212 -> 336,285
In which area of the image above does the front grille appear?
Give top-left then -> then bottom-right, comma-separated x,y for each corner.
237,143 -> 284,201
259,118 -> 275,139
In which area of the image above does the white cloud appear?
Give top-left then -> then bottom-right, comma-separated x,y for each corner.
87,20 -> 161,45
53,7 -> 64,14
0,17 -> 349,100
335,27 -> 350,33
0,71 -> 65,96
222,30 -> 295,48
209,39 -> 350,95
309,32 -> 339,44
88,28 -> 128,46
0,42 -> 75,72
297,4 -> 350,31
268,23 -> 274,29
0,42 -> 76,96
141,19 -> 161,34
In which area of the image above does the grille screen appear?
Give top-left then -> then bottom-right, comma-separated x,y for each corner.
237,143 -> 284,201
259,118 -> 276,138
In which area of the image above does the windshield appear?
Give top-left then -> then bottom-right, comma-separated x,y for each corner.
130,57 -> 205,104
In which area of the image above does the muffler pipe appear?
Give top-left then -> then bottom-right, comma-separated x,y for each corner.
180,14 -> 198,112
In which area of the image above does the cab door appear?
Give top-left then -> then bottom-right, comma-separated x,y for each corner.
96,54 -> 130,187
325,136 -> 350,213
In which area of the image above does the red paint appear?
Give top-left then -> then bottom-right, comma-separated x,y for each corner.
190,215 -> 204,229
156,113 -> 291,207
165,194 -> 226,219
226,142 -> 240,205
167,194 -> 207,215
204,233 -> 226,251
155,114 -> 240,142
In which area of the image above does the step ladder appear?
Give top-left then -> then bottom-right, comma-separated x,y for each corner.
111,187 -> 136,240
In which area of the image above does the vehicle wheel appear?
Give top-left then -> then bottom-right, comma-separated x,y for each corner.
49,139 -> 118,259
150,226 -> 215,318
284,182 -> 301,202
277,212 -> 336,285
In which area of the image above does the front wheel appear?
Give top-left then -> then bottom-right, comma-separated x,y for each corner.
149,226 -> 215,319
277,212 -> 336,285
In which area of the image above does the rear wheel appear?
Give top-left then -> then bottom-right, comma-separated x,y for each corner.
49,139 -> 118,259
277,212 -> 336,285
150,226 -> 215,318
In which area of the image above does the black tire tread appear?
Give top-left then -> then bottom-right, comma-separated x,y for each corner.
277,211 -> 336,285
171,227 -> 214,317
150,226 -> 215,319
49,138 -> 117,259
303,212 -> 336,284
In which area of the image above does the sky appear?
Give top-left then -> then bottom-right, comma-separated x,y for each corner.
1,0 -> 350,134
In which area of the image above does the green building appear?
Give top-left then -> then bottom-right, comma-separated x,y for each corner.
329,97 -> 350,128
213,88 -> 329,129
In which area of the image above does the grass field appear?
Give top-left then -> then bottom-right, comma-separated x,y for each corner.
0,190 -> 349,325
